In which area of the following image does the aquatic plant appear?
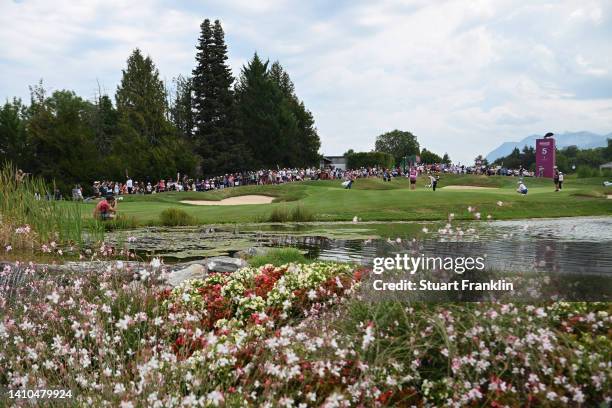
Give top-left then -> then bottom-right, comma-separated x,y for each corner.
159,207 -> 195,226
0,163 -> 83,250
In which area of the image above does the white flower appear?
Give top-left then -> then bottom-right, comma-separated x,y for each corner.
352,216 -> 358,223
47,291 -> 60,304
139,269 -> 150,281
362,324 -> 375,350
572,389 -> 585,403
421,227 -> 429,233
150,257 -> 162,269
116,316 -> 131,331
116,261 -> 124,270
114,383 -> 125,395
206,390 -> 224,406
496,201 -> 503,206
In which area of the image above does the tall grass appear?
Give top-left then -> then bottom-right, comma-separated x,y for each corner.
159,207 -> 195,226
0,163 -> 83,249
248,248 -> 309,267
268,204 -> 315,222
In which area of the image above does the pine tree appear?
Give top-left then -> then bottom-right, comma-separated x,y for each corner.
236,54 -> 288,168
170,75 -> 194,140
269,62 -> 320,167
115,49 -> 196,179
90,94 -> 118,152
115,49 -> 169,146
192,19 -> 248,175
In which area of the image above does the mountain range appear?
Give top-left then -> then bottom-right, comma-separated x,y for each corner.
485,131 -> 611,162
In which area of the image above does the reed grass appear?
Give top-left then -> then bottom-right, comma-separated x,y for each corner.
0,163 -> 83,249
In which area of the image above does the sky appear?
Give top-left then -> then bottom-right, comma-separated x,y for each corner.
1,0 -> 611,163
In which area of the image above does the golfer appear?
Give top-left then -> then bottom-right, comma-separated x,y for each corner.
429,174 -> 439,191
517,181 -> 528,195
409,167 -> 417,190
93,195 -> 117,220
558,172 -> 564,190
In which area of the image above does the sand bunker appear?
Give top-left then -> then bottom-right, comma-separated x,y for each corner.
442,185 -> 499,190
181,195 -> 274,206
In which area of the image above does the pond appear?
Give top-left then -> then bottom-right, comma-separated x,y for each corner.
107,216 -> 612,276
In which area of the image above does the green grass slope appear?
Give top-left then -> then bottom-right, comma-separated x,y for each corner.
78,174 -> 612,226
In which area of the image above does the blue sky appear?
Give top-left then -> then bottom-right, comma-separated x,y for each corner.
1,0 -> 611,163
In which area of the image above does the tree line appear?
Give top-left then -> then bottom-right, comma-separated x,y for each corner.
0,19 -> 320,191
492,140 -> 612,173
344,129 -> 451,169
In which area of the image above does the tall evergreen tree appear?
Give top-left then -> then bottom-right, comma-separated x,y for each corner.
192,19 -> 247,175
90,94 -> 118,153
269,62 -> 320,167
115,49 -> 169,146
115,49 -> 196,179
170,75 -> 194,140
235,54 -> 290,168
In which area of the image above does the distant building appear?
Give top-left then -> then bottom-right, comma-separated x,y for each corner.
320,155 -> 347,170
600,162 -> 612,170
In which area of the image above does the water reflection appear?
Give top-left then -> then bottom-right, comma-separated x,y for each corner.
105,216 -> 612,276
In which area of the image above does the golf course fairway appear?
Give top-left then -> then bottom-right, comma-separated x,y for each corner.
80,174 -> 612,226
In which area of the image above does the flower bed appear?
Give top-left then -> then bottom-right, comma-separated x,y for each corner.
1,261 -> 610,407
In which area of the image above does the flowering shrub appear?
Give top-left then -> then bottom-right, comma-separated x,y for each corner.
0,259 -> 610,407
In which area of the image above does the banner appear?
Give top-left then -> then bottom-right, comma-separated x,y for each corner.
535,138 -> 555,178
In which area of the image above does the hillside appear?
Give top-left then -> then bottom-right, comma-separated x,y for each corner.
486,131 -> 611,162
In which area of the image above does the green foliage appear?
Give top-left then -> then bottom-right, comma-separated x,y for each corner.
289,204 -> 315,222
159,207 -> 195,226
114,49 -> 197,180
419,148 -> 443,164
268,204 -> 315,222
576,165 -> 599,178
192,19 -> 248,175
0,98 -> 28,168
170,75 -> 194,140
85,214 -> 139,235
235,54 -> 321,169
268,206 -> 290,222
2,22 -> 320,189
26,85 -> 100,192
345,151 -> 394,169
248,248 -> 308,267
374,129 -> 420,165
0,163 -> 83,248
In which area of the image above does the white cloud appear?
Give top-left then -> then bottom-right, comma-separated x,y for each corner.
0,0 -> 611,163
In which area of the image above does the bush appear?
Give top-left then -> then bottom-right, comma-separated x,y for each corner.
159,208 -> 195,226
576,165 -> 598,178
249,248 -> 309,267
346,151 -> 395,169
